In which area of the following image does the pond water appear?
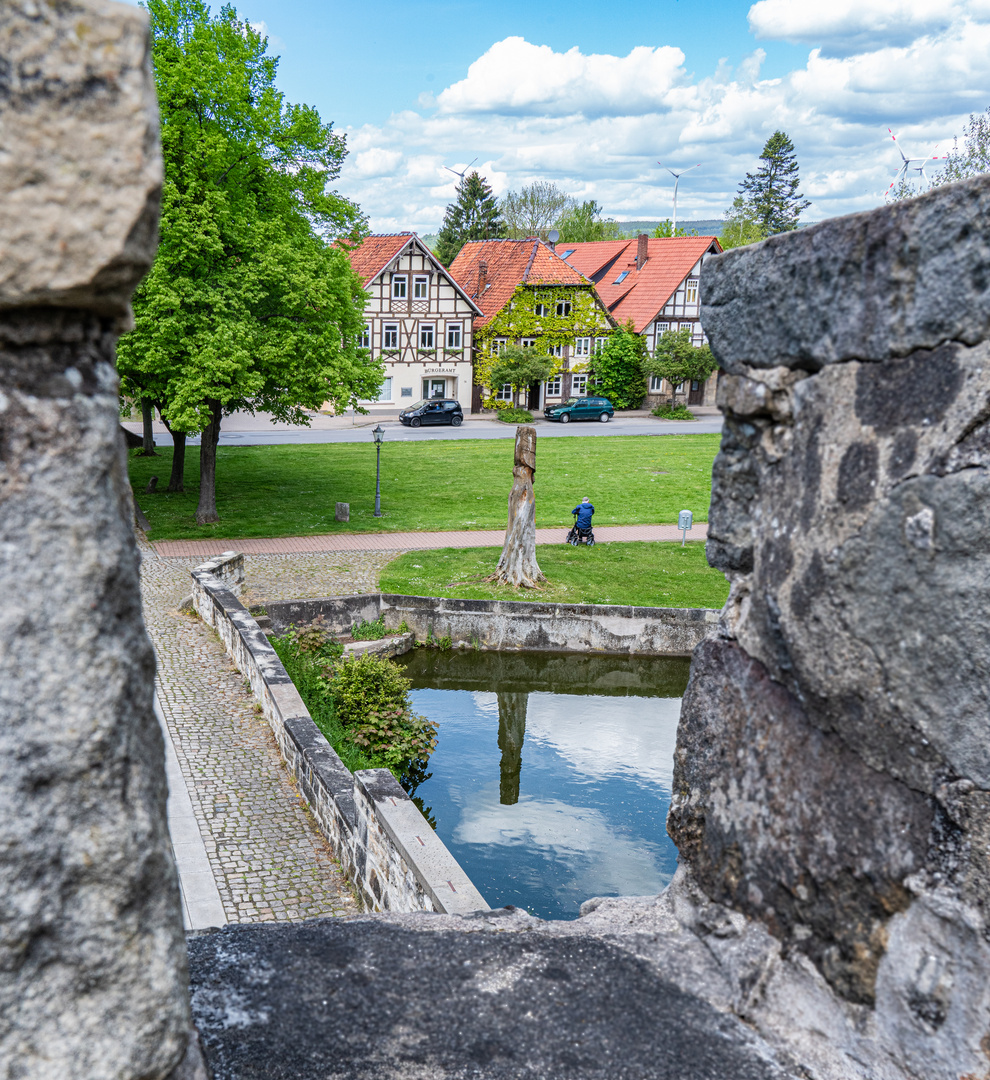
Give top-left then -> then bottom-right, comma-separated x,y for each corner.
398,650 -> 691,920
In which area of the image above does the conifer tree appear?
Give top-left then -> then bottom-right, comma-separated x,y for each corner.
738,131 -> 810,235
435,172 -> 506,265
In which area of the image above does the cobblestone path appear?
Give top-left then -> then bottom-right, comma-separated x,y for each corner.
140,545 -> 400,923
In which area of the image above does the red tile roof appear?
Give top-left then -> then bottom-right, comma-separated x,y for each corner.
559,236 -> 722,333
342,233 -> 414,287
448,239 -> 593,328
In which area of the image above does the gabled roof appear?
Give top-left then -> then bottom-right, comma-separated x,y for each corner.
448,239 -> 593,328
558,236 -> 722,333
342,233 -> 482,314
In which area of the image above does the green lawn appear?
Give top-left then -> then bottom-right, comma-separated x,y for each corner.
128,434 -> 720,540
379,543 -> 729,610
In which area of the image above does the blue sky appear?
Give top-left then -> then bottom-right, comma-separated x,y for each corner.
127,0 -> 990,231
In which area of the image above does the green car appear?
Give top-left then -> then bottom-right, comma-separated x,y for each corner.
544,395 -> 615,424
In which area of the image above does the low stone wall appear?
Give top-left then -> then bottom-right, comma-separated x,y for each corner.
268,593 -> 718,656
190,556 -> 487,917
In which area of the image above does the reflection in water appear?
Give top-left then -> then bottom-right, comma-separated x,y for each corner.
497,692 -> 528,805
399,650 -> 692,920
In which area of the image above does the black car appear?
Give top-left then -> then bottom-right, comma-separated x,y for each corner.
544,395 -> 615,423
398,398 -> 464,427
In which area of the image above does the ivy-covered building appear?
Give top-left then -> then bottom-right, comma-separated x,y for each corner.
448,239 -> 615,412
559,235 -> 722,406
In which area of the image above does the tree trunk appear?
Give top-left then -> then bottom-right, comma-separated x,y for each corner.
497,692 -> 528,805
487,426 -> 545,588
139,399 -> 157,456
159,412 -> 186,493
195,400 -> 222,524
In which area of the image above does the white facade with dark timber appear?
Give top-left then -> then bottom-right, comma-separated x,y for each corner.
345,234 -> 480,413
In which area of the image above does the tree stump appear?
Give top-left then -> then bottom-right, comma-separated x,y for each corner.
487,426 -> 546,588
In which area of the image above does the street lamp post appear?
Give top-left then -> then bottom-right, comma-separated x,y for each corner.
372,424 -> 385,517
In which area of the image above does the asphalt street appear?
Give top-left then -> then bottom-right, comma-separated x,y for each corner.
127,414 -> 723,446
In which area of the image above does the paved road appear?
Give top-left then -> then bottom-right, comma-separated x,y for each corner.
126,412 -> 723,447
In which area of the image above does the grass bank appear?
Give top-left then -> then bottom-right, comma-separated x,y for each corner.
379,542 -> 729,610
127,434 -> 719,541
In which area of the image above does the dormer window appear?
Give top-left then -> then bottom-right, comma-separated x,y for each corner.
392,275 -> 407,299
413,275 -> 429,299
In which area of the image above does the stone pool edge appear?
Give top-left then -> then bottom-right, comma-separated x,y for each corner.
189,552 -> 489,917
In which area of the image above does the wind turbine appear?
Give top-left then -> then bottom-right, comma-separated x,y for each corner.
444,158 -> 478,185
658,161 -> 701,235
884,130 -> 944,200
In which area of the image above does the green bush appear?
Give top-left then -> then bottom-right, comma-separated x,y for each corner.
350,706 -> 438,776
496,407 -> 533,423
651,403 -> 695,420
351,615 -> 387,640
330,653 -> 413,727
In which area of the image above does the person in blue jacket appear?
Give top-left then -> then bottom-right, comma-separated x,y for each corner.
572,497 -> 595,532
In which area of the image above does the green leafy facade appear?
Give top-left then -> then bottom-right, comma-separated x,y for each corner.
474,284 -> 613,408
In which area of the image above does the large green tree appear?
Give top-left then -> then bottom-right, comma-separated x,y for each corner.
434,172 -> 506,265
642,327 -> 718,402
488,345 -> 553,402
590,325 -> 646,408
501,181 -> 575,240
738,130 -> 810,236
557,200 -> 623,242
719,195 -> 764,250
117,0 -> 381,523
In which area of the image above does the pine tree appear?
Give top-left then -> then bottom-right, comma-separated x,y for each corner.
435,172 -> 506,265
738,131 -> 810,236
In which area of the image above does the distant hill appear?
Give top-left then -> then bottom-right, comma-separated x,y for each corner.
617,219 -> 725,237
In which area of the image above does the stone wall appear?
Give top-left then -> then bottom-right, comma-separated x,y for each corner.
0,3 -> 194,1078
267,592 -> 718,656
190,562 -> 488,917
668,174 -> 990,1073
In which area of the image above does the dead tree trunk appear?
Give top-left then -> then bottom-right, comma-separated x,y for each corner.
487,426 -> 546,588
195,400 -> 222,525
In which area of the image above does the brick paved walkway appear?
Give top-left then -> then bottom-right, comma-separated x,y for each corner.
140,543 -> 384,923
154,522 -> 709,558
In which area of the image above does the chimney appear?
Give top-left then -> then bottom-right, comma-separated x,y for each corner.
477,259 -> 488,296
637,233 -> 649,271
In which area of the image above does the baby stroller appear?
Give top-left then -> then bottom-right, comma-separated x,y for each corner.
566,522 -> 595,547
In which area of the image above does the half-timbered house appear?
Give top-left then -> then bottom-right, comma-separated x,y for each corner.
448,239 -> 615,411
344,233 -> 480,412
559,234 -> 722,405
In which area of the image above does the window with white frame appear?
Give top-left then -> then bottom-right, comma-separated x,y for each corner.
594,337 -> 608,353
649,375 -> 664,393
383,324 -> 399,349
556,297 -> 572,316
520,338 -> 537,349
548,343 -> 564,358
573,337 -> 591,357
545,375 -> 562,396
571,373 -> 588,396
655,321 -> 670,335
358,325 -> 370,348
392,275 -> 407,299
679,322 -> 694,335
496,383 -> 514,401
376,377 -> 393,402
446,323 -> 462,349
685,278 -> 699,304
491,338 -> 507,355
534,302 -> 548,317
419,323 -> 435,349
413,275 -> 429,299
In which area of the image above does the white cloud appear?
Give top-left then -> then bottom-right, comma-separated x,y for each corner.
337,11 -> 990,232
